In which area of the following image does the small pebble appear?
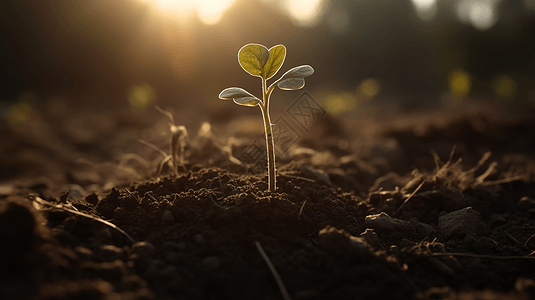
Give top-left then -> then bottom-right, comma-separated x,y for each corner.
131,241 -> 155,258
364,212 -> 405,231
98,244 -> 124,262
318,226 -> 368,253
438,207 -> 482,239
364,212 -> 433,237
161,210 -> 175,224
69,185 -> 86,199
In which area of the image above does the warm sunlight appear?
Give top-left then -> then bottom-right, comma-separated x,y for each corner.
139,0 -> 236,25
284,0 -> 326,27
196,0 -> 235,25
410,0 -> 437,21
456,0 -> 501,30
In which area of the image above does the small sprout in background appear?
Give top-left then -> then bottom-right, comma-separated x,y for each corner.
154,106 -> 188,176
219,44 -> 314,192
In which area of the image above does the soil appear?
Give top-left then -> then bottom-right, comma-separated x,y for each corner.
1,101 -> 535,300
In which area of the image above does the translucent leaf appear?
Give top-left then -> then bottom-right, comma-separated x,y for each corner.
276,65 -> 314,82
219,87 -> 255,100
233,97 -> 261,107
272,65 -> 314,90
219,87 -> 262,107
263,45 -> 286,80
277,78 -> 305,90
238,44 -> 269,78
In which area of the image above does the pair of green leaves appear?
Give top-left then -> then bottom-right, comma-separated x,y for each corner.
219,44 -> 314,107
238,44 -> 286,80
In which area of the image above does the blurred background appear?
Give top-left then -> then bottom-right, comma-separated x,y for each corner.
2,0 -> 535,123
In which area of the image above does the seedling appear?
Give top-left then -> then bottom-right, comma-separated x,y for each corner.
154,106 -> 188,176
219,44 -> 314,192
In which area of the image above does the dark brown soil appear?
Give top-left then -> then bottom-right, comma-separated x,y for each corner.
1,102 -> 535,300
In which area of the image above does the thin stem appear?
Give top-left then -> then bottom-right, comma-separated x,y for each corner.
261,77 -> 276,192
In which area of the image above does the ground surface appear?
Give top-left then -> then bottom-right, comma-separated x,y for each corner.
1,100 -> 535,300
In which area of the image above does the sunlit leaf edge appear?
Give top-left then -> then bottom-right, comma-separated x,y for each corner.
219,87 -> 254,99
233,97 -> 262,107
277,65 -> 314,82
219,87 -> 262,107
263,45 -> 286,80
269,65 -> 314,91
277,78 -> 305,90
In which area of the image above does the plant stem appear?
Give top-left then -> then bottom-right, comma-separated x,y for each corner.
261,78 -> 276,192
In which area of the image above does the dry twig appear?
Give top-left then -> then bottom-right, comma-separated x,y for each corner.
255,241 -> 292,300
32,196 -> 135,245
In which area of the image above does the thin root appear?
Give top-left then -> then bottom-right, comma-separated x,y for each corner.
395,180 -> 425,217
298,200 -> 307,220
32,196 -> 135,245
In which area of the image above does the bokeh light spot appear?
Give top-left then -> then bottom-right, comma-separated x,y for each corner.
411,0 -> 438,21
196,0 -> 235,25
7,102 -> 32,126
129,84 -> 156,112
139,0 -> 195,14
324,92 -> 358,115
358,78 -> 381,98
469,1 -> 495,30
493,75 -> 517,99
284,0 -> 327,27
139,0 -> 235,25
456,0 -> 500,30
448,70 -> 472,97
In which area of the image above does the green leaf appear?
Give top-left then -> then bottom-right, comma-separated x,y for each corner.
263,45 -> 286,80
272,65 -> 314,90
219,87 -> 262,107
238,44 -> 269,78
277,78 -> 306,90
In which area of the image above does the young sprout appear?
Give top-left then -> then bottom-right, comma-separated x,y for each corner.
219,44 -> 314,192
155,106 -> 188,176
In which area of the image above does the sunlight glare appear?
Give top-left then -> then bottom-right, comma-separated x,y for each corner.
470,1 -> 495,30
456,0 -> 500,30
140,0 -> 195,13
196,0 -> 235,25
284,0 -> 327,27
410,0 -> 437,21
140,0 -> 236,25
